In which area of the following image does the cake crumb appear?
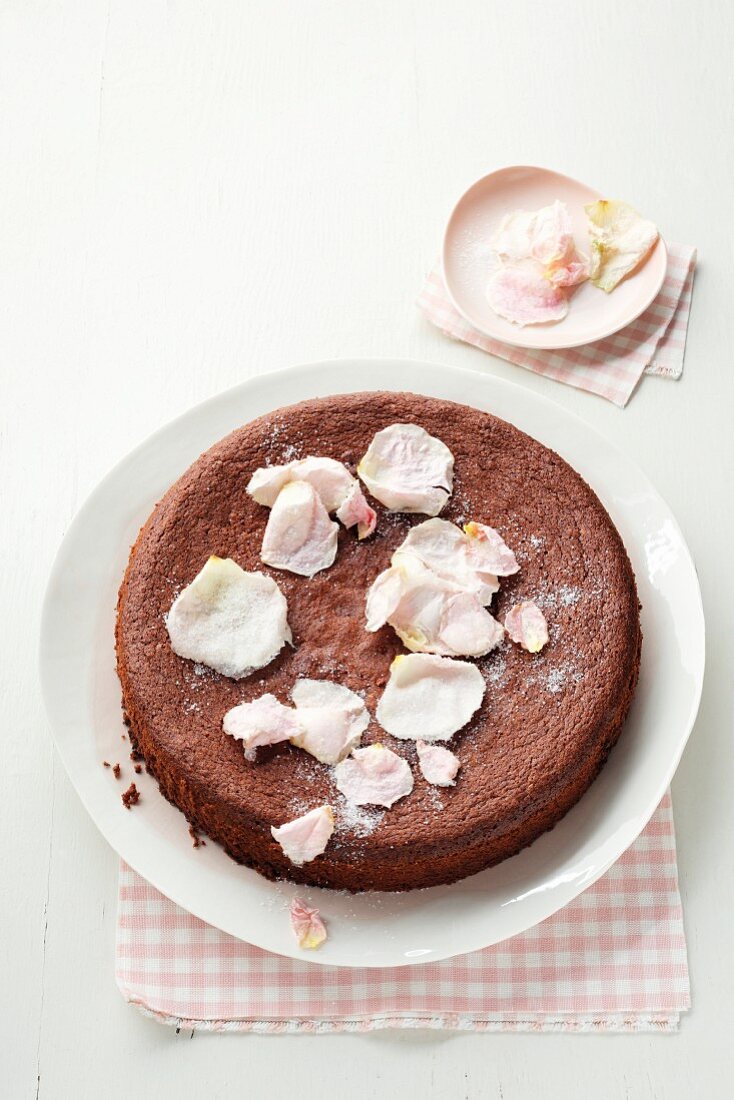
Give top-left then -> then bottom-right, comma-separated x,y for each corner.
112,763 -> 122,779
122,783 -> 140,809
134,763 -> 143,774
188,825 -> 206,848
102,760 -> 110,768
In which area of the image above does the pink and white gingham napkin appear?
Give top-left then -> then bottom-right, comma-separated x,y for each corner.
115,791 -> 689,1033
417,244 -> 697,407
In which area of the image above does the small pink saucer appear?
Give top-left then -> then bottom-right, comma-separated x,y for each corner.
442,165 -> 667,351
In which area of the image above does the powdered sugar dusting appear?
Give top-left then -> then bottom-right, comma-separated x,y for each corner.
336,800 -> 385,838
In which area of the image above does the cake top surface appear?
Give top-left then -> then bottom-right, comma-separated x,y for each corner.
117,391 -> 640,859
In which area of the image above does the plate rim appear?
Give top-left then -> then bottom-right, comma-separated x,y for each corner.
441,164 -> 668,350
39,357 -> 705,967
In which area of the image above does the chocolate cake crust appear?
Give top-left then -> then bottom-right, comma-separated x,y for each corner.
116,392 -> 641,891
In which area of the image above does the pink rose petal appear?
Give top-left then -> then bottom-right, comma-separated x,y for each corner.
334,743 -> 413,808
271,805 -> 335,866
289,897 -> 327,950
486,266 -> 569,327
261,479 -> 339,577
547,257 -> 590,288
335,482 -> 377,539
248,456 -> 353,512
366,558 -> 503,657
438,591 -> 504,655
416,740 -> 460,787
504,601 -> 550,653
357,423 -> 454,515
529,200 -> 575,267
222,693 -> 304,761
463,521 -> 520,577
290,679 -> 370,765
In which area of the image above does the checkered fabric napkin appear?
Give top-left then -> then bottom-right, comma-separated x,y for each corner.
115,791 -> 689,1033
416,244 -> 697,407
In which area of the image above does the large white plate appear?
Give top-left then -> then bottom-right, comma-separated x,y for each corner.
40,360 -> 704,968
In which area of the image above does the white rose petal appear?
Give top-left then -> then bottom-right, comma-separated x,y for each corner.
166,556 -> 291,679
365,556 -> 503,657
248,456 -> 376,540
271,805 -> 335,866
376,653 -> 485,742
247,456 -> 350,510
223,694 -> 304,761
357,423 -> 454,515
395,518 -> 518,602
585,199 -> 659,293
416,740 -> 461,787
289,679 -> 370,764
333,743 -> 413,808
261,480 -> 339,577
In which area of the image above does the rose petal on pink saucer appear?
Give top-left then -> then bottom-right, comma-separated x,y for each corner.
222,693 -> 304,761
489,208 -> 537,263
486,267 -> 569,327
271,805 -> 335,866
261,480 -> 339,577
358,423 -> 454,515
547,256 -> 590,288
416,740 -> 461,787
505,601 -> 549,653
289,897 -> 327,950
335,482 -> 377,539
529,200 -> 575,267
463,521 -> 520,577
585,200 -> 659,293
333,743 -> 413,808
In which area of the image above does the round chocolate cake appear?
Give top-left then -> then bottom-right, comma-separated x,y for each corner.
116,392 -> 641,891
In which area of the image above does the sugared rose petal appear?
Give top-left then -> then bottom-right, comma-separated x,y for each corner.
248,455 -> 376,540
547,258 -> 590,288
248,456 -> 350,511
357,423 -> 454,515
365,556 -> 503,657
376,653 -> 485,742
223,693 -> 304,761
395,517 -> 517,604
504,601 -> 549,653
271,805 -> 335,865
486,266 -> 569,326
334,743 -> 413,808
335,482 -> 377,539
488,201 -> 589,325
463,521 -> 520,578
261,480 -> 339,577
585,200 -> 659,293
166,556 -> 291,679
416,740 -> 461,787
289,897 -> 327,950
289,679 -> 370,764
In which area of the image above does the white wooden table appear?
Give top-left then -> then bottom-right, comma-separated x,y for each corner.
3,2 -> 733,1096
